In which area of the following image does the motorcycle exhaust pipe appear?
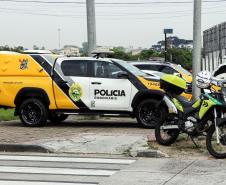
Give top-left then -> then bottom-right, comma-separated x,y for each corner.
160,125 -> 179,130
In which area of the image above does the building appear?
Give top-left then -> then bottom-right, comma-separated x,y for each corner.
63,45 -> 80,57
202,22 -> 226,72
178,43 -> 193,50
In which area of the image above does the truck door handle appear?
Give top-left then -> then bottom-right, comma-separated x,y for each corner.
91,82 -> 102,85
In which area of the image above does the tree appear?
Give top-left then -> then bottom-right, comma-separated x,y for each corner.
81,42 -> 88,56
0,45 -> 24,53
111,47 -> 131,60
139,49 -> 163,60
166,48 -> 192,70
33,45 -> 39,50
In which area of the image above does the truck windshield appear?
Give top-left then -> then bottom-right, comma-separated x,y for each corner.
173,64 -> 192,76
113,59 -> 146,76
42,54 -> 59,64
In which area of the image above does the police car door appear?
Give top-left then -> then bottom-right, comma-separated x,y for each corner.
90,60 -> 132,110
53,59 -> 90,110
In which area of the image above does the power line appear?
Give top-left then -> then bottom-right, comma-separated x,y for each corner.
1,0 -> 226,5
1,6 -> 226,19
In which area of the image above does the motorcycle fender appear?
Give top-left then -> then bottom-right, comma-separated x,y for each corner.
198,99 -> 215,119
163,96 -> 178,114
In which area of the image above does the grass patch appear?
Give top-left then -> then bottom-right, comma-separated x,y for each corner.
0,109 -> 17,121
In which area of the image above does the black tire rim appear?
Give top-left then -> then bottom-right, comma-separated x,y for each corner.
21,102 -> 42,125
139,102 -> 158,126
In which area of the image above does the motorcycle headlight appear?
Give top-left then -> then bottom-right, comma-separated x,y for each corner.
218,81 -> 224,87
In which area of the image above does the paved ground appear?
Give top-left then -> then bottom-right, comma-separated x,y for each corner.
100,158 -> 226,185
0,153 -> 136,185
0,117 -> 155,156
1,118 -> 226,184
0,117 -> 150,144
0,117 -> 216,159
0,153 -> 225,185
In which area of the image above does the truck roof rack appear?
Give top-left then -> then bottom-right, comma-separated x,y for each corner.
23,50 -> 53,54
91,50 -> 114,59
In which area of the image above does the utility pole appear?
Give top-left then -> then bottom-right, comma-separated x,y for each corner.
86,0 -> 96,57
58,28 -> 61,50
192,0 -> 202,100
163,29 -> 173,62
164,32 -> 167,61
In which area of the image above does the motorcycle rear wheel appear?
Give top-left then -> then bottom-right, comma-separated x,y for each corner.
155,107 -> 179,146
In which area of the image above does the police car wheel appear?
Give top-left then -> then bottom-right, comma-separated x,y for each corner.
19,98 -> 48,127
136,99 -> 159,128
49,113 -> 68,123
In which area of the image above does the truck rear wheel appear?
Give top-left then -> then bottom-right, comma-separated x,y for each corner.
19,98 -> 48,127
135,99 -> 159,128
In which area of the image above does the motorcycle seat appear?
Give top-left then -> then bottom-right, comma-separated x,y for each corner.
175,95 -> 195,108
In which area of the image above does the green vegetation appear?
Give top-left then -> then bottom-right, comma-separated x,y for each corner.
166,48 -> 192,70
0,44 -> 192,70
0,45 -> 24,53
0,109 -> 17,121
111,47 -> 192,70
111,47 -> 163,61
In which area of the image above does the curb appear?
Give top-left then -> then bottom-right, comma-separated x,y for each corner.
0,144 -> 53,153
129,148 -> 169,158
135,149 -> 169,158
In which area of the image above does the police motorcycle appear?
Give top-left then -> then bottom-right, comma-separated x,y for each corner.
155,71 -> 226,159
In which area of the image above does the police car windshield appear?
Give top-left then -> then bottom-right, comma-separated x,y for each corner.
113,60 -> 146,76
42,54 -> 59,64
173,64 -> 191,76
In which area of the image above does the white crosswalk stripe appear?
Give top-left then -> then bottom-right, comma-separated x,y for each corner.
0,155 -> 135,164
0,181 -> 95,185
0,154 -> 136,185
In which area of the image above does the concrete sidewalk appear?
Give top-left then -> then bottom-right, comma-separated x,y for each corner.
99,158 -> 226,185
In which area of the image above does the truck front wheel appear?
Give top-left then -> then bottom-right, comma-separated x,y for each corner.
19,98 -> 48,127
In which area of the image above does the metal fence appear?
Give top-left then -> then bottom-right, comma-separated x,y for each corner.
202,22 -> 226,72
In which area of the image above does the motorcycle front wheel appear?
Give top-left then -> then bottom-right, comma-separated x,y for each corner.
206,124 -> 226,159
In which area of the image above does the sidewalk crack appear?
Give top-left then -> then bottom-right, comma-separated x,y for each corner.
162,160 -> 197,185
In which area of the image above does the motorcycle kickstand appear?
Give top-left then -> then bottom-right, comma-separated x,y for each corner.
190,136 -> 199,148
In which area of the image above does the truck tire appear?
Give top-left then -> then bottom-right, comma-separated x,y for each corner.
18,98 -> 48,127
49,113 -> 68,123
135,99 -> 159,128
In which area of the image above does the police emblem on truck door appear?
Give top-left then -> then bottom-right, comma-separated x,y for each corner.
69,83 -> 83,102
19,59 -> 28,70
